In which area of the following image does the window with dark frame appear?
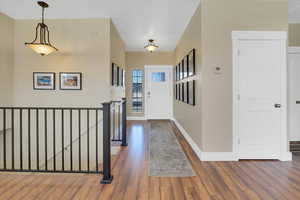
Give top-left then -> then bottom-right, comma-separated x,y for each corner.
132,69 -> 143,112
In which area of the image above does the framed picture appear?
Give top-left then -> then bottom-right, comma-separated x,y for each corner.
175,66 -> 177,81
175,84 -> 178,100
33,72 -> 55,90
188,80 -> 196,106
176,65 -> 179,81
183,58 -> 188,79
112,64 -> 118,86
183,82 -> 188,103
188,49 -> 196,77
111,63 -> 115,86
59,72 -> 82,90
178,83 -> 181,101
179,62 -> 183,80
181,82 -> 185,102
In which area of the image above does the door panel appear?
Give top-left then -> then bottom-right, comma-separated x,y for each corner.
289,53 -> 300,141
145,67 -> 172,119
238,40 -> 282,159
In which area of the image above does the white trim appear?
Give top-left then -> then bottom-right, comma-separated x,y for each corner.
144,65 -> 173,120
232,31 -> 291,161
172,118 -> 238,161
201,152 -> 238,161
127,116 -> 146,120
288,47 -> 300,54
172,118 -> 202,159
232,31 -> 287,40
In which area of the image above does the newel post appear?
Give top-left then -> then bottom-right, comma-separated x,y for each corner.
121,98 -> 128,147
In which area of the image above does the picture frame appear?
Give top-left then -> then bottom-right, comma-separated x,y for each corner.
113,64 -> 118,86
183,58 -> 188,79
116,66 -> 120,86
175,66 -> 178,81
179,62 -> 183,80
59,72 -> 82,90
188,49 -> 196,77
111,63 -> 115,86
181,82 -> 185,102
188,80 -> 196,106
178,83 -> 181,101
183,82 -> 188,103
175,84 -> 178,100
33,72 -> 55,90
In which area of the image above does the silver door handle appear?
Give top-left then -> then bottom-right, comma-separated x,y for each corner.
274,104 -> 281,108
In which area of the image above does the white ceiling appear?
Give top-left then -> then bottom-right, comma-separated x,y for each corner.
0,0 -> 200,51
289,0 -> 300,23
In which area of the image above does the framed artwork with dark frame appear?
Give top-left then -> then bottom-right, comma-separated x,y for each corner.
119,68 -> 123,87
59,72 -> 82,90
188,49 -> 196,77
33,72 -> 55,90
175,84 -> 177,100
116,66 -> 120,86
188,80 -> 196,106
184,82 -> 188,103
179,62 -> 183,80
178,83 -> 181,101
175,66 -> 178,81
183,57 -> 188,79
122,69 -> 126,87
181,82 -> 185,102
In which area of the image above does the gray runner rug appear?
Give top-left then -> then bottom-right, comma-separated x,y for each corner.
149,122 -> 195,177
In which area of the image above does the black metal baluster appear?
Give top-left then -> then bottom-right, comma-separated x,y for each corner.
53,109 -> 56,171
28,109 -> 31,170
70,109 -> 73,171
96,109 -> 99,172
87,109 -> 90,171
36,109 -> 39,170
122,98 -> 128,147
3,109 -> 6,169
62,109 -> 64,171
44,109 -> 48,170
78,109 -> 81,171
11,109 -> 14,170
20,109 -> 23,170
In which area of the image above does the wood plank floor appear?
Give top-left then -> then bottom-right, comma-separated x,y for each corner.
0,120 -> 300,200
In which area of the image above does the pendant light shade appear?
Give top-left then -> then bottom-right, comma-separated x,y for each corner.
25,1 -> 58,56
144,39 -> 159,52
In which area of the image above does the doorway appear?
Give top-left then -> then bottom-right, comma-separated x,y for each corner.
232,31 -> 291,161
144,65 -> 173,120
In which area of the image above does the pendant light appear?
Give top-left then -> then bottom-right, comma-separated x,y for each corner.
144,39 -> 159,52
25,1 -> 58,56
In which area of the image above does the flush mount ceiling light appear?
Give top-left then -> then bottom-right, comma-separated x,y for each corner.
25,1 -> 58,56
144,39 -> 159,52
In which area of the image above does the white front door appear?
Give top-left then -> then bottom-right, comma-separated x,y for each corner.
145,66 -> 173,119
234,36 -> 286,159
288,48 -> 300,141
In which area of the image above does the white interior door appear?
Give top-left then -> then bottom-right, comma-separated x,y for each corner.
235,38 -> 285,159
145,66 -> 172,119
288,49 -> 300,141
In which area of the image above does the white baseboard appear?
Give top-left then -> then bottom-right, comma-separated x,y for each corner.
172,118 -> 237,161
127,116 -> 146,120
280,152 -> 293,161
172,118 -> 203,160
201,152 -> 238,161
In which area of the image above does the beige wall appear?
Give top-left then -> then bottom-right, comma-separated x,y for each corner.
174,5 -> 203,149
110,21 -> 126,100
0,13 -> 14,106
13,18 -> 111,107
125,52 -> 174,117
200,0 -> 288,152
289,23 -> 300,46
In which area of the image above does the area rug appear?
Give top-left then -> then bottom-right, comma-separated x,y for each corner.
149,122 -> 195,177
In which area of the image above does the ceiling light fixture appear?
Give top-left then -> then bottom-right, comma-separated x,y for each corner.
144,39 -> 159,52
25,1 -> 58,56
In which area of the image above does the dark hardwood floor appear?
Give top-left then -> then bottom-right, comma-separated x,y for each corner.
0,120 -> 300,199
